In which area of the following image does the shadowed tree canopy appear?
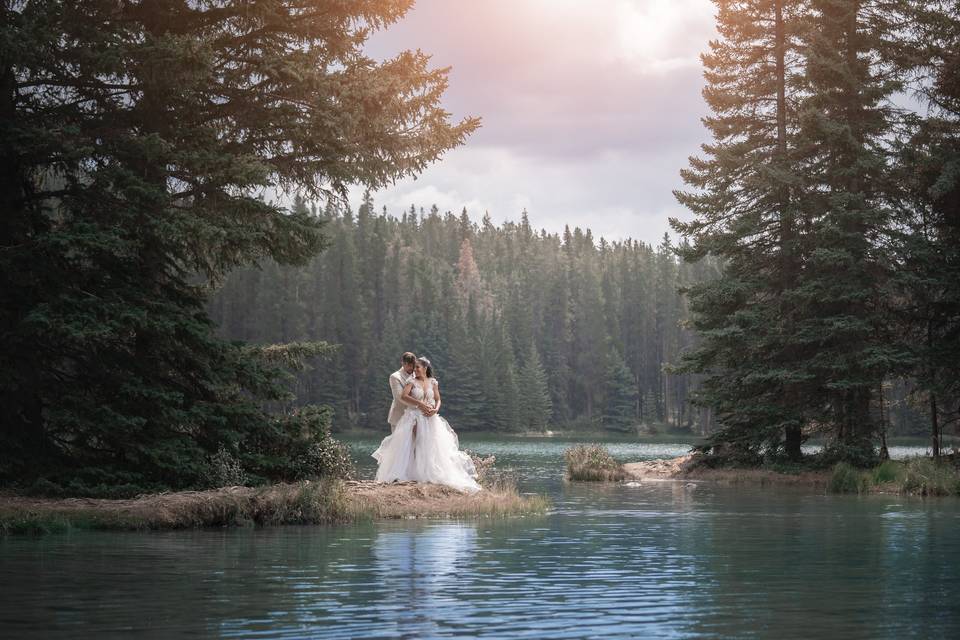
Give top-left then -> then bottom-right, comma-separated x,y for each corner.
0,0 -> 478,493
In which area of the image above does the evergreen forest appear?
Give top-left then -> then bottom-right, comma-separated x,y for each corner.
209,197 -> 718,435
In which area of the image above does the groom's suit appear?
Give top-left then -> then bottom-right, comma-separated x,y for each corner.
387,367 -> 414,431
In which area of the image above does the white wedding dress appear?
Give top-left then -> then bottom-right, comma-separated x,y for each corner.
372,377 -> 481,493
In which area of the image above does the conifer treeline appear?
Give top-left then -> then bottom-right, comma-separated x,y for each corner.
209,196 -> 719,433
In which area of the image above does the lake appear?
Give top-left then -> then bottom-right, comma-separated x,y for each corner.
2,436 -> 959,638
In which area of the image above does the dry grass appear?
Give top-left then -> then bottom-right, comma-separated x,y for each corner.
625,454 -> 831,488
1,478 -> 549,535
565,444 -> 628,481
345,480 -> 550,520
0,478 -> 349,535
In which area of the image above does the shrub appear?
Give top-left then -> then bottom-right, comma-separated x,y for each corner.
899,458 -> 960,496
203,446 -> 248,488
465,451 -> 521,492
817,439 -> 879,469
828,462 -> 871,494
565,444 -> 627,482
244,405 -> 354,482
870,460 -> 903,485
296,438 -> 355,481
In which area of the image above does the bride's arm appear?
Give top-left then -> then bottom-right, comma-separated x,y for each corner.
401,382 -> 428,412
431,379 -> 441,414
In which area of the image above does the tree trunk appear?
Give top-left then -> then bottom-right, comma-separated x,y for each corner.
775,0 -> 803,462
931,391 -> 940,461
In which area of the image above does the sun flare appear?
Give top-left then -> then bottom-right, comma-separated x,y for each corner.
615,0 -> 712,68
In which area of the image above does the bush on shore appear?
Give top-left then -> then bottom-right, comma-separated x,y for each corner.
565,444 -> 627,481
900,458 -> 960,496
827,462 -> 872,494
828,458 -> 960,496
15,405 -> 355,499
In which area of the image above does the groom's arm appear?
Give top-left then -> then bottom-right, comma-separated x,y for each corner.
390,374 -> 413,406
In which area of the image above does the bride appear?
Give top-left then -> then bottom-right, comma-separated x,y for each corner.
373,357 -> 481,493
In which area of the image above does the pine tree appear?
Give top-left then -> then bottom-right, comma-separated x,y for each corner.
571,255 -> 609,422
0,1 -> 477,491
360,316 -> 405,430
672,0 -> 822,460
519,341 -> 553,432
890,1 -> 960,457
443,309 -> 488,431
603,348 -> 640,433
792,0 -> 906,463
480,317 -> 520,431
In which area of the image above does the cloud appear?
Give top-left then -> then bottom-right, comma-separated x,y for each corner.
351,0 -> 717,246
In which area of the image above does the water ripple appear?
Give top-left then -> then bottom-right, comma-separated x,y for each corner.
2,441 -> 960,638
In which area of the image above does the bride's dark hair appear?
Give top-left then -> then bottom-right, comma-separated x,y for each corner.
416,357 -> 433,378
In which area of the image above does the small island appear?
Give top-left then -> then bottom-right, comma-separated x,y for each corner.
0,476 -> 549,536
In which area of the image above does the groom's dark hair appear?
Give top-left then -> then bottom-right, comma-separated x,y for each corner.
401,352 -> 416,365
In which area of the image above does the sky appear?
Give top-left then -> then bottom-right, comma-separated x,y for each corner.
349,0 -> 718,247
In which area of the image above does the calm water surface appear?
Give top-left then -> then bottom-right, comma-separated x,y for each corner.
2,437 -> 959,639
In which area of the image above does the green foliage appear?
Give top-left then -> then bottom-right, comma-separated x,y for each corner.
871,460 -> 904,485
828,462 -> 872,494
244,405 -> 354,484
297,440 -> 356,482
817,439 -> 880,470
0,1 -> 473,494
602,349 -> 639,432
671,0 -> 948,465
564,444 -> 628,482
202,447 -> 248,489
518,342 -> 553,432
887,1 -> 960,459
899,458 -> 960,497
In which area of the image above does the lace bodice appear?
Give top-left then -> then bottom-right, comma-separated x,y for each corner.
408,378 -> 438,407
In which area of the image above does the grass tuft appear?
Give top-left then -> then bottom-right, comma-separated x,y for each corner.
899,458 -> 960,496
828,462 -> 872,494
870,460 -> 904,485
565,444 -> 628,482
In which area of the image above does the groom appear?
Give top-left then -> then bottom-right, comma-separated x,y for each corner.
387,352 -> 418,432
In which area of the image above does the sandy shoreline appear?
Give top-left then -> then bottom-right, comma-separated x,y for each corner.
623,455 -> 831,488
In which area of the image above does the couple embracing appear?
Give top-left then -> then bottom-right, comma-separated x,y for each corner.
372,352 -> 481,493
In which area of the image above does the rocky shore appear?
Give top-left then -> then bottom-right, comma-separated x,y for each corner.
623,454 -> 830,487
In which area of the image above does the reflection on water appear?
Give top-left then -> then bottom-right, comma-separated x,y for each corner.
2,439 -> 960,639
371,522 -> 478,637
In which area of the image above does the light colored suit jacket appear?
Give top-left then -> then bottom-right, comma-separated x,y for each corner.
388,368 -> 413,430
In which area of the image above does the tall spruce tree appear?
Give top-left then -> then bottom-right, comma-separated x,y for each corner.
793,0 -> 906,463
890,0 -> 960,457
0,0 -> 477,491
602,348 -> 639,433
672,0 -> 810,460
518,341 -> 553,432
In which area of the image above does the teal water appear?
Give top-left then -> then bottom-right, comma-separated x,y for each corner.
2,437 -> 959,638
